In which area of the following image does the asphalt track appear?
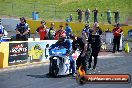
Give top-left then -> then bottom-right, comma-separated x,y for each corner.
0,52 -> 132,88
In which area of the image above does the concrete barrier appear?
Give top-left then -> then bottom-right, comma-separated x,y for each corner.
26,20 -> 132,37
1,18 -> 131,37
0,42 -> 9,68
0,40 -> 57,68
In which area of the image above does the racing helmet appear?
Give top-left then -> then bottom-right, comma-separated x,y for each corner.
58,35 -> 65,43
85,24 -> 90,28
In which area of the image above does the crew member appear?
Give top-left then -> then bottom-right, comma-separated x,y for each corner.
88,22 -> 102,70
70,34 -> 90,74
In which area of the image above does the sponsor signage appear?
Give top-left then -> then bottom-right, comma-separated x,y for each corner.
9,42 -> 28,65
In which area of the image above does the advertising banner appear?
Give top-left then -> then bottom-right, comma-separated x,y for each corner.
28,40 -> 57,62
9,42 -> 28,65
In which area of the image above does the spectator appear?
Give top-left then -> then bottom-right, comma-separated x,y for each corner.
36,20 -> 48,40
69,14 -> 73,22
107,9 -> 112,24
76,8 -> 83,22
112,23 -> 123,53
85,8 -> 90,23
88,22 -> 102,70
65,23 -> 72,39
55,25 -> 66,40
0,19 -> 4,38
92,8 -> 98,23
113,10 -> 120,24
47,23 -> 56,40
15,17 -> 29,41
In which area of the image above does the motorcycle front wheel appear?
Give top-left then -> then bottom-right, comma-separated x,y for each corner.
52,59 -> 59,77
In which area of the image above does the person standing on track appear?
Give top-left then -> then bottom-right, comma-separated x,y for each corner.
69,34 -> 90,74
88,22 -> 102,70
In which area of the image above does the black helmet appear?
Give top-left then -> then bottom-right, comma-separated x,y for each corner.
85,24 -> 90,28
58,36 -> 65,43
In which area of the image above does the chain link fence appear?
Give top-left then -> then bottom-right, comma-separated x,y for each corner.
0,2 -> 131,24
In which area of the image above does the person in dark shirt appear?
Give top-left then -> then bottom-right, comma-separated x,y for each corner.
113,10 -> 120,24
85,8 -> 90,23
47,23 -> 56,40
76,8 -> 83,22
82,24 -> 92,41
88,22 -> 102,70
70,34 -> 90,74
106,9 -> 112,24
92,8 -> 98,23
15,17 -> 29,41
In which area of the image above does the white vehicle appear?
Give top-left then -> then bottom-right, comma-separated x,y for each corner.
49,47 -> 70,77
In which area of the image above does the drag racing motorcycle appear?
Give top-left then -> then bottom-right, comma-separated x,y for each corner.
49,46 -> 70,77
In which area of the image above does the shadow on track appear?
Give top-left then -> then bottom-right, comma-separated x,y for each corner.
26,73 -> 73,78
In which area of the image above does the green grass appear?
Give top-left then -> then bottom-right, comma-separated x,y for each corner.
0,0 -> 132,23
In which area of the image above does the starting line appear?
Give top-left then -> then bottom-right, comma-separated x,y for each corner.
99,55 -> 132,59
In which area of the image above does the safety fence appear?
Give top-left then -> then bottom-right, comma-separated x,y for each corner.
0,2 -> 131,24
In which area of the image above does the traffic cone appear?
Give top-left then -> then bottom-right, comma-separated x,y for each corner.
124,42 -> 130,53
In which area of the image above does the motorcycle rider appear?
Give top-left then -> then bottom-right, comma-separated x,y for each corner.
48,36 -> 72,76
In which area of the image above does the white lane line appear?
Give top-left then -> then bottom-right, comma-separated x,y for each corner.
0,62 -> 49,73
99,55 -> 132,59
